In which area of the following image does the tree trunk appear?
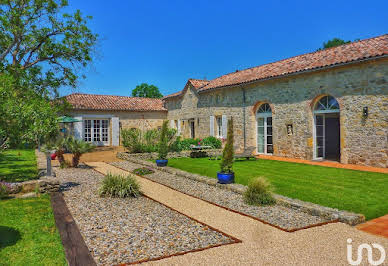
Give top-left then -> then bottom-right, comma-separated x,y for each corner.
57,149 -> 65,165
72,153 -> 80,167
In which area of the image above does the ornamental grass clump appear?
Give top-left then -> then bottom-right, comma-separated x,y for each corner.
244,177 -> 276,206
99,173 -> 141,198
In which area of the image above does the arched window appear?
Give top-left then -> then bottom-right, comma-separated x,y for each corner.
256,103 -> 273,154
257,103 -> 272,116
314,95 -> 339,113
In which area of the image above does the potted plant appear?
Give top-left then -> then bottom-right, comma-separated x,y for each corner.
217,118 -> 234,184
156,120 -> 169,167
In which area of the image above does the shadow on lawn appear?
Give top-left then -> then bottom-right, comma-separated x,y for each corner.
0,226 -> 21,249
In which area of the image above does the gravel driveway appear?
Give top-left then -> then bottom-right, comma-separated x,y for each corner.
55,166 -> 236,265
111,161 -> 334,231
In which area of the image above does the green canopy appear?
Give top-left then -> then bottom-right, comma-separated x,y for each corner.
57,116 -> 81,123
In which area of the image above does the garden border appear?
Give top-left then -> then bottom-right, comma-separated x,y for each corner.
111,162 -> 340,233
116,152 -> 366,226
54,167 -> 242,266
50,192 -> 97,266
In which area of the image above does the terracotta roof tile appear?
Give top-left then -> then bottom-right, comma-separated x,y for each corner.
164,34 -> 387,99
65,93 -> 166,111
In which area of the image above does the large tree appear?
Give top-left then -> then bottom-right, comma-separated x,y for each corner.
0,0 -> 97,149
317,38 -> 351,51
132,83 -> 163,98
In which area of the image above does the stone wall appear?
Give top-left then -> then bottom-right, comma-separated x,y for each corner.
165,58 -> 388,168
117,149 -> 223,161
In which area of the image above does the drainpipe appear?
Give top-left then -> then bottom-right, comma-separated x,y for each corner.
241,86 -> 247,150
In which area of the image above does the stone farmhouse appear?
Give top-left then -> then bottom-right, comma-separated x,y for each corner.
163,34 -> 388,168
65,34 -> 387,168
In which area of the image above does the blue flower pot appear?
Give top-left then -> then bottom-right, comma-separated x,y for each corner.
217,172 -> 235,184
156,159 -> 168,167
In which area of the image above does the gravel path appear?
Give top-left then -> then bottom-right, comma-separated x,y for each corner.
55,166 -> 235,265
111,161 -> 333,231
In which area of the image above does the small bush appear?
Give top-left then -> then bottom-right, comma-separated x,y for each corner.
202,136 -> 222,149
0,182 -> 11,199
99,173 -> 141,198
244,177 -> 276,205
133,167 -> 154,176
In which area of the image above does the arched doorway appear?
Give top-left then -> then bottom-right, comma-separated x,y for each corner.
313,95 -> 340,161
256,103 -> 273,154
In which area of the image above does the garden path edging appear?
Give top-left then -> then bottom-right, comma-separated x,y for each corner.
116,153 -> 365,226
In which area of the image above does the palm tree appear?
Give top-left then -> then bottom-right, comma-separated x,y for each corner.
67,137 -> 95,167
54,137 -> 68,167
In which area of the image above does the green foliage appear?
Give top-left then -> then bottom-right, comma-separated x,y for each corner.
99,173 -> 141,198
317,38 -> 351,51
121,127 -> 177,153
0,74 -> 65,148
158,120 -> 169,160
121,128 -> 143,153
66,137 -> 95,167
0,0 -> 97,148
244,177 -> 276,205
178,138 -> 199,151
132,167 -> 154,176
202,136 -> 222,149
0,182 -> 10,199
131,83 -> 163,98
220,118 -> 234,173
0,0 -> 98,93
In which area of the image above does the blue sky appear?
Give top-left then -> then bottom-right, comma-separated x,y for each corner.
61,0 -> 388,97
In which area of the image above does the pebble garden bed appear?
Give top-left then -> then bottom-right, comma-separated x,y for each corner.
55,166 -> 236,265
111,161 -> 336,231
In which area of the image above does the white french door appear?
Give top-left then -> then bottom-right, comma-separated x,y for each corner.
314,114 -> 325,159
84,119 -> 109,145
257,116 -> 273,154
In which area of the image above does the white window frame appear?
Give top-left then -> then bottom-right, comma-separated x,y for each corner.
312,95 -> 340,160
256,103 -> 273,155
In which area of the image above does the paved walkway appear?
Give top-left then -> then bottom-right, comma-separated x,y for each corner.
357,214 -> 388,238
85,162 -> 388,265
257,154 -> 388,174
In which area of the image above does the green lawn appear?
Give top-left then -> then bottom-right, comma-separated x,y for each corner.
168,158 -> 388,220
0,149 -> 38,182
0,195 -> 66,265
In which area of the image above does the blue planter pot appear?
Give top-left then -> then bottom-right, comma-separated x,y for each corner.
217,172 -> 235,184
156,159 -> 168,167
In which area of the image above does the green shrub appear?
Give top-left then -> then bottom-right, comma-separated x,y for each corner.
179,138 -> 199,150
133,167 -> 154,175
121,127 -> 177,153
202,136 -> 222,149
158,120 -> 169,160
99,173 -> 141,198
121,128 -> 143,153
0,182 -> 11,199
244,177 -> 276,205
220,118 -> 234,173
66,137 -> 95,167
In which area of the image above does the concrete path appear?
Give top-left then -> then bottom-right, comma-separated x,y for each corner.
86,162 -> 388,265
